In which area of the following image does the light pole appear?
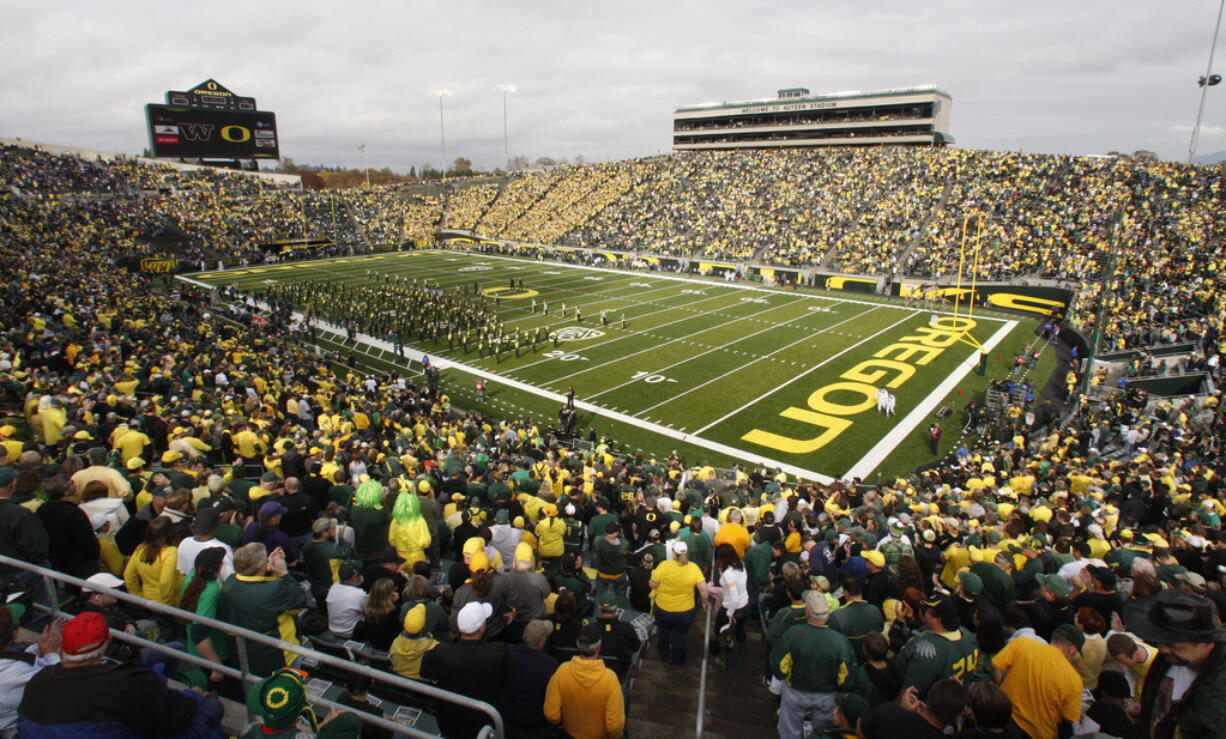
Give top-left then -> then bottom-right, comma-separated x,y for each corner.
428,89 -> 451,180
493,84 -> 517,171
1190,0 -> 1226,163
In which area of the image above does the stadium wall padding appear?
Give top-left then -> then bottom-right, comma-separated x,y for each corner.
889,282 -> 1073,317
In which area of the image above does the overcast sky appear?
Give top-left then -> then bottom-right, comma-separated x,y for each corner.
3,1 -> 1225,171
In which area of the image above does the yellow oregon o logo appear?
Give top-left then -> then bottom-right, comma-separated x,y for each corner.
221,125 -> 252,142
206,81 -> 217,90
265,686 -> 290,709
483,286 -> 539,299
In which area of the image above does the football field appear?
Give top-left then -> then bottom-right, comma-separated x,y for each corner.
183,249 -> 1043,482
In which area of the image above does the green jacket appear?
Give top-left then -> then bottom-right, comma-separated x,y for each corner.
770,623 -> 855,693
970,562 -> 1017,610
766,604 -> 808,647
349,506 -> 392,559
300,537 -> 352,593
829,600 -> 884,663
679,530 -> 713,574
556,570 -> 593,616
743,540 -> 775,587
894,626 -> 980,699
594,536 -> 629,577
217,573 -> 308,676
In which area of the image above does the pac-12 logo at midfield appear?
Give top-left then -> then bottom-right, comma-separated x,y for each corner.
556,327 -> 604,341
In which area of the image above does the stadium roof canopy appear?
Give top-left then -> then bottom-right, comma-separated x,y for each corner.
676,84 -> 953,114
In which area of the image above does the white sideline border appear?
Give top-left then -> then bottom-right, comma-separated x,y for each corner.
178,253 -> 1018,483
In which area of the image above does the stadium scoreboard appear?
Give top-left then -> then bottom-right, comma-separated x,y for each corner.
145,79 -> 279,160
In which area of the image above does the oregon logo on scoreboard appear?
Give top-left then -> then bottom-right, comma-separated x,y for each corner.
145,80 -> 278,160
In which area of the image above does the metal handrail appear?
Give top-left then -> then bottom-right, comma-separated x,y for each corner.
695,595 -> 715,737
0,554 -> 503,738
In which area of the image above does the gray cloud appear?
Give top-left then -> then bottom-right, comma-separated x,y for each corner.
2,0 -> 1224,170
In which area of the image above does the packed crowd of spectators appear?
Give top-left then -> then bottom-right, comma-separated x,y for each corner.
3,141 -> 1226,737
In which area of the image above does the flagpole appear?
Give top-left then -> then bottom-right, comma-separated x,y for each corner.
362,145 -> 370,186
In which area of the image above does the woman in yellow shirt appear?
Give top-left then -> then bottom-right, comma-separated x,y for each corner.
124,516 -> 182,607
650,541 -> 708,665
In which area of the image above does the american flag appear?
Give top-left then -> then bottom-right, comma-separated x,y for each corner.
358,145 -> 366,152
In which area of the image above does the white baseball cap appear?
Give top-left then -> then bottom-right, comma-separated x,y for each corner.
83,573 -> 124,594
456,601 -> 493,634
673,541 -> 688,555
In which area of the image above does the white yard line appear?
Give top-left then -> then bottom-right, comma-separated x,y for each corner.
507,291 -> 758,373
691,309 -> 922,436
635,306 -> 882,415
544,299 -> 796,387
841,320 -> 1018,480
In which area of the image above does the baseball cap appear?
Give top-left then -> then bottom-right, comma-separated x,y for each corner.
597,591 -> 618,608
126,457 -> 145,471
457,601 -> 493,634
83,572 -> 124,593
957,570 -> 983,595
62,612 -> 110,655
1040,574 -> 1071,599
920,593 -> 959,624
1053,623 -> 1085,653
259,501 -> 289,521
577,623 -> 603,649
260,471 -> 279,483
403,603 -> 427,635
673,541 -> 688,555
160,450 -> 183,465
193,506 -> 220,535
0,604 -> 25,639
803,590 -> 830,617
862,550 -> 886,569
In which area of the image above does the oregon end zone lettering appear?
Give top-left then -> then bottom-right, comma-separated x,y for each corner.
741,316 -> 976,455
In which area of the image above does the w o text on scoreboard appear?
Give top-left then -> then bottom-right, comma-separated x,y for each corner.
145,79 -> 279,160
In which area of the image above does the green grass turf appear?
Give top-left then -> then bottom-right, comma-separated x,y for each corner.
184,249 -> 1051,481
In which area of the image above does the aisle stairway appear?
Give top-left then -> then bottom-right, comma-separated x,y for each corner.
627,615 -> 778,738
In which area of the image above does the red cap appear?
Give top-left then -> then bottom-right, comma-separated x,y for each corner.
62,612 -> 109,655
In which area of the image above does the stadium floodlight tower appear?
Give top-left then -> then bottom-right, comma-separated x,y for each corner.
1189,0 -> 1225,163
428,89 -> 452,181
493,84 -> 517,171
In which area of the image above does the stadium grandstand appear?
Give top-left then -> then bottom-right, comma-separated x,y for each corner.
672,85 -> 954,150
0,135 -> 1225,739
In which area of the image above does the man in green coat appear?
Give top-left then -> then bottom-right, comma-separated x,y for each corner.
218,543 -> 308,677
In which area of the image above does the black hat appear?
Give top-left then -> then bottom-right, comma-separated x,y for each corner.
920,593 -> 959,624
193,506 -> 221,536
577,623 -> 603,649
1124,590 -> 1226,644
